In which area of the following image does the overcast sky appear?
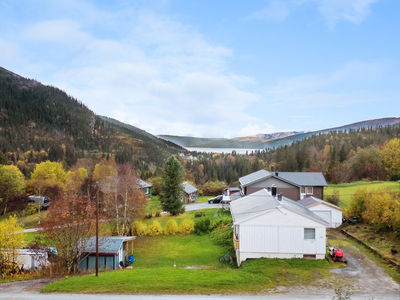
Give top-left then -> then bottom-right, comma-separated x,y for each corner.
0,0 -> 399,138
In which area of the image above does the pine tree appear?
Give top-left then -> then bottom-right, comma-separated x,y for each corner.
160,155 -> 185,215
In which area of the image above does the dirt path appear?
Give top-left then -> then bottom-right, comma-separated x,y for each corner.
0,277 -> 62,294
271,229 -> 400,297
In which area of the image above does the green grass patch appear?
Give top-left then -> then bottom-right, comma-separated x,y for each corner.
325,181 -> 400,208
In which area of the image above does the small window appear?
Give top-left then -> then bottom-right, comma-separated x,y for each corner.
301,187 -> 305,193
303,254 -> 316,259
304,228 -> 315,240
306,186 -> 313,194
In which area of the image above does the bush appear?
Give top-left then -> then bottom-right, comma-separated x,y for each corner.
152,209 -> 161,217
210,224 -> 234,251
194,210 -> 205,218
325,189 -> 340,206
148,221 -> 163,236
194,217 -> 211,235
179,219 -> 194,235
145,213 -> 152,219
164,220 -> 178,235
25,203 -> 39,215
132,221 -> 147,236
210,216 -> 233,231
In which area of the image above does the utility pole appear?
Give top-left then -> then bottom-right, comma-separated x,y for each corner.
96,182 -> 99,277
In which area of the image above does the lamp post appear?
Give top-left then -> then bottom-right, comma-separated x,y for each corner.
96,182 -> 99,277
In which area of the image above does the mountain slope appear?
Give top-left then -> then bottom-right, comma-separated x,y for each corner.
160,118 -> 400,149
0,66 -> 184,168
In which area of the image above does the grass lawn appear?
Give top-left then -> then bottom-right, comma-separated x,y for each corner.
142,208 -> 230,227
325,181 -> 400,208
42,233 -> 342,294
0,211 -> 47,229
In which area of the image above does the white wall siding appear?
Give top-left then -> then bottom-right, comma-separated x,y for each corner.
239,225 -> 326,255
309,203 -> 342,228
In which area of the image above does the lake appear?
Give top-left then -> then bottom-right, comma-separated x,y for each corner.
185,147 -> 264,154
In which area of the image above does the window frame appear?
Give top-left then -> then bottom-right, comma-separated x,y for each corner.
304,228 -> 316,240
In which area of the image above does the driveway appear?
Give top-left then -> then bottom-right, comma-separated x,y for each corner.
183,202 -> 221,211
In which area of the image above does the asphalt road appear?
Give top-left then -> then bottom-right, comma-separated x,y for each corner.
183,202 -> 221,211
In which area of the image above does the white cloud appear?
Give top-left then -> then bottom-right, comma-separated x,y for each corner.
0,39 -> 19,63
315,0 -> 379,29
236,123 -> 275,137
265,61 -> 388,107
248,0 -> 379,28
248,1 -> 290,22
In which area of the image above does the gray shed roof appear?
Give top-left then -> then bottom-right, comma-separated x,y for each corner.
239,169 -> 271,186
138,179 -> 153,189
81,236 -> 135,255
230,189 -> 329,226
182,182 -> 198,195
298,196 -> 342,210
239,170 -> 327,187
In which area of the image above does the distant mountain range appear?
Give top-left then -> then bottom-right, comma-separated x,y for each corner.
159,118 -> 400,149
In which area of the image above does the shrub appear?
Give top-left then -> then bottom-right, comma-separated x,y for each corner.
25,203 -> 39,215
132,221 -> 147,236
194,217 -> 211,235
325,189 -> 340,206
210,216 -> 233,231
145,213 -> 152,219
164,220 -> 178,235
179,219 -> 194,235
194,210 -> 205,218
148,221 -> 163,236
210,224 -> 234,251
152,209 -> 161,217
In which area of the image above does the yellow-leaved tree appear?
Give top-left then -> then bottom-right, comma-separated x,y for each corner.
30,161 -> 67,195
0,165 -> 26,214
381,138 -> 400,180
0,215 -> 26,266
66,168 -> 88,194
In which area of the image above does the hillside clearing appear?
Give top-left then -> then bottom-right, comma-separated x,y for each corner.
325,181 -> 400,207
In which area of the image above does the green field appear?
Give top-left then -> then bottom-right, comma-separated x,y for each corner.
42,233 -> 342,294
325,181 -> 400,208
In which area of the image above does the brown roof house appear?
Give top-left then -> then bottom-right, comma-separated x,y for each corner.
239,167 -> 328,201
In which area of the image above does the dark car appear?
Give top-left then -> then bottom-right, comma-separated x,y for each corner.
208,195 -> 222,204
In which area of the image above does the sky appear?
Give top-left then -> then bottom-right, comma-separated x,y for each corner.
0,0 -> 399,138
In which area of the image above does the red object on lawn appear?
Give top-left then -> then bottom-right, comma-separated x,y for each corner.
334,249 -> 344,259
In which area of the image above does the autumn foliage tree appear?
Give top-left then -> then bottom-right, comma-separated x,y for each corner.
381,138 -> 400,180
39,195 -> 96,273
0,165 -> 26,215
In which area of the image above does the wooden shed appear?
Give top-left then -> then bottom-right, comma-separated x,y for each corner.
79,236 -> 135,271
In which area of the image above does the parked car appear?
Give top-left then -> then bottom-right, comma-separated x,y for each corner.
208,195 -> 222,204
28,195 -> 50,210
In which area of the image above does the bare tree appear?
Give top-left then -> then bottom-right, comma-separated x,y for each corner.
103,164 -> 147,236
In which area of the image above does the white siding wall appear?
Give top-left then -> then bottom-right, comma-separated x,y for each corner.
309,203 -> 342,228
239,225 -> 326,255
236,207 -> 327,265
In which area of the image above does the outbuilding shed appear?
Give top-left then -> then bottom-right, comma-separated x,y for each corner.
79,236 -> 135,271
182,182 -> 198,203
297,196 -> 342,228
230,189 -> 329,266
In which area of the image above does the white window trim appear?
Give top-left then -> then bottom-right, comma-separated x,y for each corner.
304,228 -> 316,240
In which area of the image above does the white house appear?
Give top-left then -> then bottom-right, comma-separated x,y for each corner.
230,189 -> 329,266
297,196 -> 342,228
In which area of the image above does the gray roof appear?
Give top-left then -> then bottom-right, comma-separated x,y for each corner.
298,196 -> 342,210
239,169 -> 328,187
182,182 -> 198,195
230,189 -> 329,226
239,169 -> 271,186
81,236 -> 135,255
276,172 -> 328,187
138,179 -> 153,189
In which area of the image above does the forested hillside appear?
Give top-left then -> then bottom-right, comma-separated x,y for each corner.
145,125 -> 400,187
0,67 -> 184,176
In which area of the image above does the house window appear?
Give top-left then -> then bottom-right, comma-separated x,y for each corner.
301,187 -> 313,194
304,228 -> 315,240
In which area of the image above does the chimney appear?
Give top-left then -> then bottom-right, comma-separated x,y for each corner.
277,194 -> 282,201
271,165 -> 274,172
275,172 -> 279,176
271,185 -> 277,196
